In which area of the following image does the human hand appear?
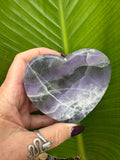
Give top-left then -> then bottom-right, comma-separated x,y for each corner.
0,48 -> 84,160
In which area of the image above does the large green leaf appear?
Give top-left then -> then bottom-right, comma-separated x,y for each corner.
0,0 -> 120,159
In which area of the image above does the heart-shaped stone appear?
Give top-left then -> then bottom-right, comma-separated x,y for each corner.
24,49 -> 111,123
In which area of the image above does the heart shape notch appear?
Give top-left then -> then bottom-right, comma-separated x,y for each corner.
24,49 -> 111,123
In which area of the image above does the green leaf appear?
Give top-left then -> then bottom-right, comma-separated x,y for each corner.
0,0 -> 120,159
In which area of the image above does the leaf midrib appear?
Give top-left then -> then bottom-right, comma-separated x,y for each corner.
59,0 -> 69,55
77,127 -> 86,160
59,0 -> 86,159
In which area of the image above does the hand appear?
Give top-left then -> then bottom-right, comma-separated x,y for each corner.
0,48 -> 84,160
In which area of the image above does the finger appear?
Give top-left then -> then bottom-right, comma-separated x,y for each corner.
19,47 -> 61,64
38,123 -> 84,149
5,47 -> 61,85
29,115 -> 57,129
17,123 -> 84,159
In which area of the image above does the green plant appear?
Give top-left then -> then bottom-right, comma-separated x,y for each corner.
0,0 -> 120,159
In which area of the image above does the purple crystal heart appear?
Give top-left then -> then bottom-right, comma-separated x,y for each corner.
24,49 -> 111,123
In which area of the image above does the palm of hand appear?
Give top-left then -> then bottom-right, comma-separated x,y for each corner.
0,62 -> 35,129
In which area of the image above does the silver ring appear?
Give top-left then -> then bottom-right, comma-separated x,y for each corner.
28,130 -> 53,158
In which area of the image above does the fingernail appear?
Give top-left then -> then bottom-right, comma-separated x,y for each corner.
70,126 -> 85,137
61,53 -> 66,57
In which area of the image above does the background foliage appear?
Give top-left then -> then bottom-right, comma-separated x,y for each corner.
0,0 -> 120,159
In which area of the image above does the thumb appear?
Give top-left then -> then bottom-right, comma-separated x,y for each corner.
18,123 -> 84,159
38,123 -> 84,149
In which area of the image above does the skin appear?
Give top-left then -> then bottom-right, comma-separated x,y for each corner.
0,48 -> 76,160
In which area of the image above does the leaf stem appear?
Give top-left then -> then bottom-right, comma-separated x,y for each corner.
59,0 -> 69,55
77,122 -> 86,160
59,1 -> 86,158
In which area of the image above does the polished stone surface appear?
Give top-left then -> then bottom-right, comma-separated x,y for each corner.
24,49 -> 111,123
